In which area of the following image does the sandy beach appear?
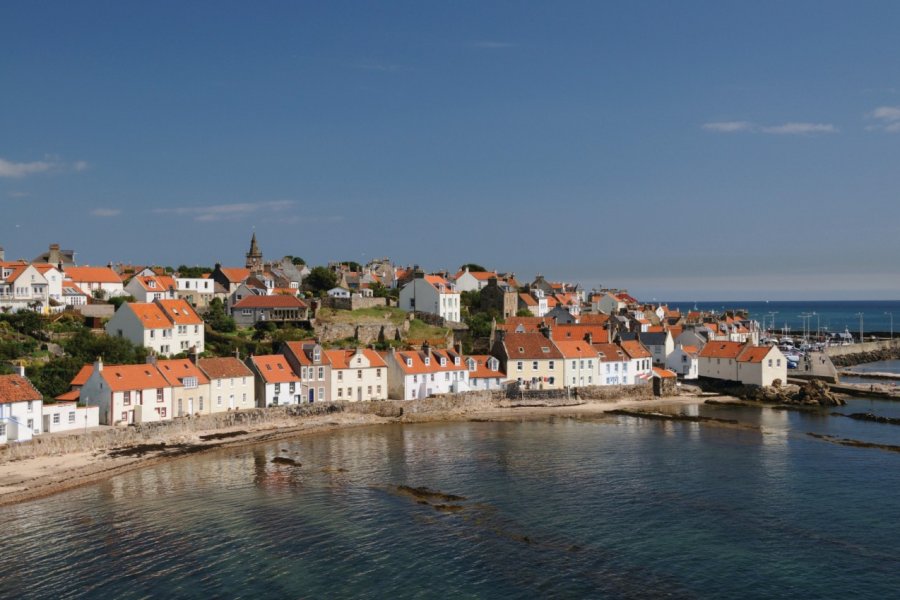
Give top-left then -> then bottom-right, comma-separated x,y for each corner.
0,394 -> 711,508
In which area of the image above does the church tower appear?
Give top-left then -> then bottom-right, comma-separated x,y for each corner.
245,232 -> 264,274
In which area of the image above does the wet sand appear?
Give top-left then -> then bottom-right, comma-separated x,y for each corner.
0,394 -> 712,508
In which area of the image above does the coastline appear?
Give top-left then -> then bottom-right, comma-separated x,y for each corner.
0,394 -> 710,509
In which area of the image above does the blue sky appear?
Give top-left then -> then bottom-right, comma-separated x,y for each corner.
2,1 -> 899,300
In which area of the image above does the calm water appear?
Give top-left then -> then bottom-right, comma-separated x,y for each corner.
1,398 -> 899,599
668,300 -> 900,335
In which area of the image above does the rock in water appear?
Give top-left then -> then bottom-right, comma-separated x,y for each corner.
794,380 -> 845,406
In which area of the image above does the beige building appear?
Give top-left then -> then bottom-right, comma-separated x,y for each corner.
196,357 -> 256,412
492,332 -> 564,390
326,348 -> 388,402
157,358 -> 212,416
698,341 -> 787,387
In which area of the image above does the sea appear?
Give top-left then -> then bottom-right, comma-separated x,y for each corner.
667,300 -> 900,337
1,394 -> 900,599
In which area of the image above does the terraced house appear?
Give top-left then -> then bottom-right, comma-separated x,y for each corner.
0,373 -> 43,443
281,340 -> 330,403
492,332 -> 564,390
325,348 -> 388,402
248,354 -> 303,407
79,359 -> 173,425
106,298 -> 205,356
196,356 -> 256,412
157,358 -> 211,417
385,344 -> 469,400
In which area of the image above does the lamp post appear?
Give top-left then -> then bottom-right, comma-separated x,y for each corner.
855,312 -> 864,344
886,312 -> 894,340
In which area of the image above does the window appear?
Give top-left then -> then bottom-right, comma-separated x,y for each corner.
27,401 -> 33,412
429,373 -> 435,382
217,395 -> 222,406
367,385 -> 372,395
413,375 -> 418,383
242,393 -> 246,403
357,369 -> 363,380
571,361 -> 576,369
199,397 -> 204,411
289,383 -> 295,393
275,383 -> 281,394
549,361 -> 555,370
122,412 -> 128,422
124,391 -> 131,406
777,359 -> 781,367
318,387 -> 324,401
338,371 -> 343,381
549,377 -> 555,385
768,359 -> 773,367
318,367 -> 324,379
217,379 -> 222,388
337,388 -> 343,398
377,385 -> 382,394
68,412 -> 76,424
158,408 -> 167,418
376,368 -> 381,378
241,309 -> 252,316
53,413 -> 60,424
517,361 -> 523,371
157,389 -> 164,403
272,396 -> 279,406
445,372 -> 450,381
532,361 -> 538,370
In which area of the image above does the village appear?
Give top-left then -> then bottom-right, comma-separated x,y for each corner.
0,235 -> 789,445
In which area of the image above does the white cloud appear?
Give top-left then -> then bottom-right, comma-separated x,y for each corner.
153,200 -> 294,222
0,158 -> 54,178
91,208 -> 121,217
0,156 -> 89,178
867,105 -> 900,133
466,40 -> 516,49
760,122 -> 837,135
702,120 -> 837,135
702,121 -> 754,133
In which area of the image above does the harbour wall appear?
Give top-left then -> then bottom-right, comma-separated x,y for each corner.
825,340 -> 900,367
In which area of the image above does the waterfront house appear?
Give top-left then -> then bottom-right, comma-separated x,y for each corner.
280,340 -> 330,403
106,298 -> 205,356
41,398 -> 99,433
665,343 -> 700,380
79,359 -> 173,425
698,341 -> 787,387
326,348 -> 388,402
465,355 -> 507,391
0,373 -> 43,443
491,332 -> 564,390
619,339 -> 654,384
157,358 -> 211,417
385,344 -> 470,400
556,340 -> 597,388
196,356 -> 256,412
399,273 -> 461,323
592,343 -> 632,385
248,354 -> 303,407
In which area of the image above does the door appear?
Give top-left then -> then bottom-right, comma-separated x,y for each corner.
178,398 -> 184,417
229,395 -> 235,409
188,398 -> 194,415
308,389 -> 315,403
357,387 -> 362,402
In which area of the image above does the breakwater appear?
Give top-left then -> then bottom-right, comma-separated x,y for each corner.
826,340 -> 900,367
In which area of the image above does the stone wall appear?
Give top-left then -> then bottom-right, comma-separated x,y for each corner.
825,340 -> 900,367
320,297 -> 389,311
314,322 -> 406,345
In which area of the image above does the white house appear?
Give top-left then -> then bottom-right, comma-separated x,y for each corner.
125,275 -> 178,302
592,343 -> 632,385
62,266 -> 125,298
0,373 -> 43,443
453,268 -> 498,293
666,343 -> 699,380
248,354 -> 303,407
465,355 -> 507,390
640,331 -> 674,366
61,280 -> 89,306
385,345 -> 469,400
42,399 -> 99,433
0,263 -> 50,313
327,286 -> 352,299
399,274 -> 461,323
619,340 -> 654,384
78,359 -> 173,425
325,348 -> 388,402
698,342 -> 787,387
106,298 -> 205,356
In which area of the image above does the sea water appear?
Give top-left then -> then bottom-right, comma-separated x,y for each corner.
1,397 -> 899,599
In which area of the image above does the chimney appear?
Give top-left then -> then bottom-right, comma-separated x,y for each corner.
585,332 -> 593,345
189,346 -> 199,364
422,340 -> 431,356
234,347 -> 241,360
95,356 -> 104,373
14,363 -> 25,377
146,353 -> 157,366
0,246 -> 4,261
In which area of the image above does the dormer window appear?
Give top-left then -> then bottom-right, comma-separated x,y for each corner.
148,280 -> 156,288
313,348 -> 321,362
541,347 -> 550,353
440,357 -> 446,367
424,356 -> 430,366
405,358 -> 413,367
454,356 -> 460,366
467,359 -> 476,372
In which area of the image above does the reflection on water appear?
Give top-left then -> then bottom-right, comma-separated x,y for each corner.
1,399 -> 899,599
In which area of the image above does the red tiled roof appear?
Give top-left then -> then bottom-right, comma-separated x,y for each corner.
251,355 -> 301,384
324,349 -> 387,370
653,367 -> 677,379
63,266 -> 123,284
0,374 -> 42,404
592,343 -> 628,363
698,341 -> 743,359
100,364 -> 169,392
156,299 -> 203,325
555,340 -> 597,359
157,359 -> 210,387
465,355 -> 506,380
197,357 -> 253,379
551,325 -> 609,344
737,346 -> 774,364
219,267 -> 251,283
55,390 -> 81,401
71,365 -> 94,387
503,333 -> 563,359
128,303 -> 171,329
619,340 -> 652,360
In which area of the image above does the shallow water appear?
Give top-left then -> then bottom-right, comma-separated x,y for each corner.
1,398 -> 899,599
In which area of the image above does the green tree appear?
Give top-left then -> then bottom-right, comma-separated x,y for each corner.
176,265 -> 213,278
108,295 -> 136,310
370,282 -> 390,298
516,309 -> 533,317
460,263 -> 487,272
204,298 -> 236,333
285,255 -> 306,266
340,261 -> 362,272
304,266 -> 338,296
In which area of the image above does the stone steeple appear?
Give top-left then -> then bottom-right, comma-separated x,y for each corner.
245,232 -> 264,273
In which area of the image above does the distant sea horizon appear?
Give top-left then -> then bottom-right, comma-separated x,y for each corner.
663,299 -> 900,335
